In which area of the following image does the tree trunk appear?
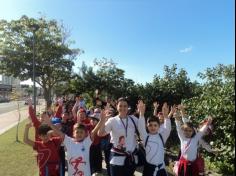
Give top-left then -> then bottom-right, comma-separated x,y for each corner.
43,88 -> 52,109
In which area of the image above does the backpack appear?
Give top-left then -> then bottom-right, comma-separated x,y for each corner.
129,116 -> 164,166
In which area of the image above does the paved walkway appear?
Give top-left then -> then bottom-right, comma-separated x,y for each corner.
0,100 -> 45,135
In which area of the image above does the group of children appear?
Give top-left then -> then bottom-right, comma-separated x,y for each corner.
24,93 -> 216,176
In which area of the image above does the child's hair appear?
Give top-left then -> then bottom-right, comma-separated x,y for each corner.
38,124 -> 51,136
147,117 -> 160,126
117,97 -> 129,104
182,122 -> 196,138
74,123 -> 87,132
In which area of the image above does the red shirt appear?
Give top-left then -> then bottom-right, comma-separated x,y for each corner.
29,106 -> 41,141
33,137 -> 62,176
29,106 -> 63,141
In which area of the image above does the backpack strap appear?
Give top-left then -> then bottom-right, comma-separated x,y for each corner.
145,135 -> 150,147
129,116 -> 142,141
159,133 -> 165,147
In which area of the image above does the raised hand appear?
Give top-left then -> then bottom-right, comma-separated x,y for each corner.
169,105 -> 177,117
95,89 -> 99,96
137,100 -> 146,117
173,110 -> 181,121
178,104 -> 186,111
99,110 -> 107,122
58,98 -> 64,106
162,102 -> 169,118
153,101 -> 159,109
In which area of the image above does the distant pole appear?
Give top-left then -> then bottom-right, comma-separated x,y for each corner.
33,32 -> 36,114
15,101 -> 21,142
30,24 -> 39,114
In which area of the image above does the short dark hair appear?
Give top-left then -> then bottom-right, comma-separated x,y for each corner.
147,117 -> 160,125
117,97 -> 129,104
74,123 -> 87,132
38,124 -> 51,136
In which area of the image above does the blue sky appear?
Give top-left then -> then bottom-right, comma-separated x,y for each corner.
0,0 -> 235,84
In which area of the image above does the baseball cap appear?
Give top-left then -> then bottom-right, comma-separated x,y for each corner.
51,117 -> 62,125
89,112 -> 100,121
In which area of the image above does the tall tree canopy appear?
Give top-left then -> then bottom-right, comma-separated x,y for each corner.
0,15 -> 81,107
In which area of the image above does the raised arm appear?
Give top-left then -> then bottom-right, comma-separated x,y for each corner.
197,116 -> 213,139
44,114 -> 65,140
23,122 -> 35,147
72,99 -> 80,121
137,100 -> 148,141
90,110 -> 107,141
54,98 -> 63,118
153,101 -> 159,117
97,111 -> 110,137
161,103 -> 172,142
174,110 -> 185,141
28,99 -> 40,128
199,139 -> 214,153
178,104 -> 190,123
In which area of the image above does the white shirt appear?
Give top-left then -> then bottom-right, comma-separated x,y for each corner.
64,135 -> 92,176
181,117 -> 213,152
175,120 -> 208,161
138,117 -> 171,168
105,115 -> 138,166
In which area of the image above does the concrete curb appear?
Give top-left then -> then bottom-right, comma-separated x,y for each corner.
0,102 -> 45,135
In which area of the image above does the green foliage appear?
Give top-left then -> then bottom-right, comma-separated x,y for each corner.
138,64 -> 200,116
0,15 -> 80,107
69,58 -> 135,100
184,64 -> 235,174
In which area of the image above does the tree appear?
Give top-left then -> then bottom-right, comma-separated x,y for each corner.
0,15 -> 81,108
183,64 -> 235,174
70,58 -> 135,100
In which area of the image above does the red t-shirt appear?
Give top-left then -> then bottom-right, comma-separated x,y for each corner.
81,119 -> 93,133
33,137 -> 62,176
29,106 -> 41,141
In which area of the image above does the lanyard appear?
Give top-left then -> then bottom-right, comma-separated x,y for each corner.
120,117 -> 128,137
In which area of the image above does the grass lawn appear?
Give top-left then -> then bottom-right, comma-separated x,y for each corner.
0,119 -> 38,176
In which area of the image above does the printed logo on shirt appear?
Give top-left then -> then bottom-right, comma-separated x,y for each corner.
117,135 -> 126,151
38,148 -> 51,169
69,156 -> 86,176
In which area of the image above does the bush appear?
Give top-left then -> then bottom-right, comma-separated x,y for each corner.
183,64 -> 235,174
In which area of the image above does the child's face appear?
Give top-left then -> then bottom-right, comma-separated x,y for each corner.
73,129 -> 86,141
62,113 -> 69,121
77,112 -> 86,122
183,126 -> 194,138
91,119 -> 99,126
147,122 -> 160,134
39,134 -> 50,143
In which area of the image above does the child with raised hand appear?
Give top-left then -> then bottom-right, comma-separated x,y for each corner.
178,105 -> 219,154
24,122 -> 62,176
173,109 -> 213,176
138,100 -> 172,176
44,109 -> 107,176
153,102 -> 172,134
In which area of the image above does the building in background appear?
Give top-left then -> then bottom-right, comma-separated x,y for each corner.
0,74 -> 21,99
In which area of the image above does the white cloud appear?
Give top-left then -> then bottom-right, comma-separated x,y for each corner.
179,46 -> 193,53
